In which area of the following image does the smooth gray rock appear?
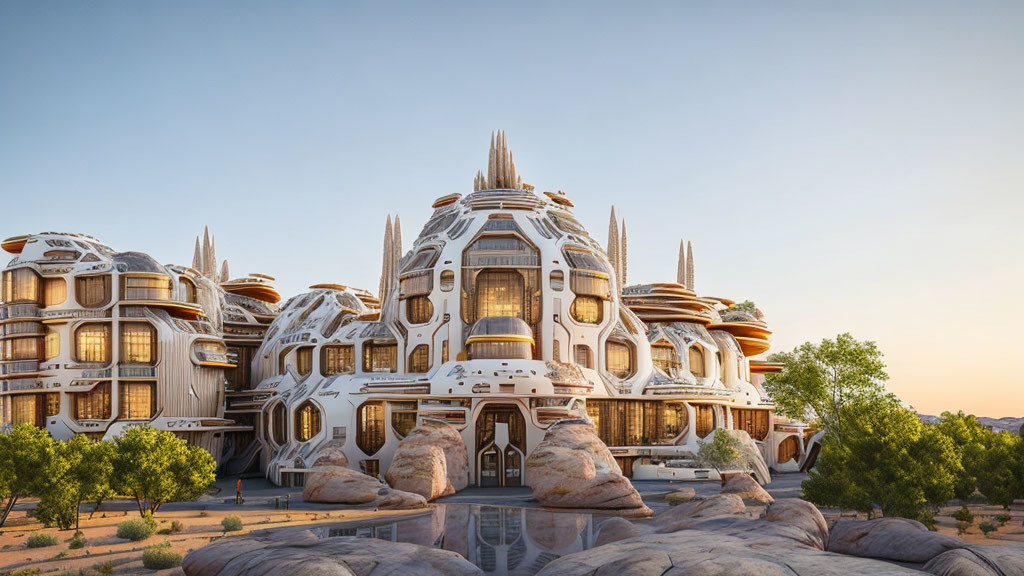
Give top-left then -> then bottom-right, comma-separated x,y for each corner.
594,517 -> 641,547
763,498 -> 829,551
923,545 -> 1024,576
829,517 -> 965,563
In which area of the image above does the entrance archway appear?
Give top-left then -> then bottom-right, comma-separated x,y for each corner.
475,404 -> 527,487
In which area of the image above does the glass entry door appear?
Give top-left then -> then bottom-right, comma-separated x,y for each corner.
475,404 -> 527,487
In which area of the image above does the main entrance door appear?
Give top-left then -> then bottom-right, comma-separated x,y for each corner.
475,404 -> 527,487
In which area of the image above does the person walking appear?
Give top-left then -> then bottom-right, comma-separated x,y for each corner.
235,479 -> 242,505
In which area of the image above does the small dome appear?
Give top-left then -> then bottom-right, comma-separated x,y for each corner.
113,251 -> 164,273
467,316 -> 534,342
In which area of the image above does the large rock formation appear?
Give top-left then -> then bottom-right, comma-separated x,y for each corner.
722,473 -> 774,503
303,450 -> 427,509
524,419 -> 651,516
763,498 -> 829,551
181,527 -> 481,576
924,545 -> 1024,576
385,420 -> 469,501
828,517 -> 964,563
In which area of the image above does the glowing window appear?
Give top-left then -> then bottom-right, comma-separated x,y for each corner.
46,393 -> 60,417
119,381 -> 155,420
362,342 -> 397,373
121,276 -> 173,301
475,270 -> 525,319
408,344 -> 430,373
75,323 -> 111,364
570,296 -> 603,324
1,337 -> 42,361
295,401 -> 322,442
73,382 -> 111,420
321,345 -> 355,376
357,401 -> 386,455
43,278 -> 66,307
605,340 -> 635,379
391,401 -> 418,438
689,346 -> 706,378
119,323 -> 156,365
11,395 -> 40,426
44,332 -> 60,360
295,346 -> 313,376
2,269 -> 40,304
75,275 -> 111,308
406,295 -> 433,324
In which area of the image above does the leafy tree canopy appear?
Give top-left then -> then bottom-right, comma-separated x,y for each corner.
0,424 -> 62,528
111,427 -> 216,516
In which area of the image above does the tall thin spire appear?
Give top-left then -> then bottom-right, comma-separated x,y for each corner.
686,241 -> 695,291
607,207 -> 619,289
479,130 -> 523,190
677,239 -> 686,286
219,260 -> 230,283
209,234 -> 217,282
392,215 -> 403,278
202,226 -> 213,279
379,215 -> 394,301
620,220 -> 628,288
192,237 -> 201,271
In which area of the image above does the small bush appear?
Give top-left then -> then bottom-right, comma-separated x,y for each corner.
8,569 -> 41,576
198,510 -> 210,517
141,542 -> 183,570
955,520 -> 971,535
26,533 -> 59,548
94,562 -> 114,576
68,531 -> 86,549
221,516 -> 243,532
978,521 -> 998,536
995,513 -> 1011,526
170,520 -> 185,533
116,517 -> 155,541
952,506 -> 974,524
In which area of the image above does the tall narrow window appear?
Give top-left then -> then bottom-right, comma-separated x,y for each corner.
605,340 -> 634,379
45,393 -> 60,417
321,344 -> 355,376
407,344 -> 430,373
441,340 -> 449,363
475,270 -> 525,319
549,270 -> 564,291
75,275 -> 111,308
119,382 -> 155,420
574,345 -> 593,369
181,278 -> 197,303
362,343 -> 397,373
689,346 -> 706,378
43,278 -> 66,307
120,323 -> 156,365
357,402 -> 386,455
406,296 -> 433,324
295,346 -> 313,376
44,332 -> 60,360
440,270 -> 455,291
75,323 -> 111,364
2,268 -> 41,304
73,382 -> 111,420
295,401 -> 322,442
570,296 -> 603,324
651,343 -> 677,374
271,402 -> 287,445
11,395 -> 40,426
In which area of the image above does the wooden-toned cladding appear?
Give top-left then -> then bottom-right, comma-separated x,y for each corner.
1,337 -> 42,361
295,400 -> 322,442
43,278 -> 66,306
74,323 -> 111,364
693,404 -> 716,439
119,381 -> 155,420
320,344 -> 354,376
119,322 -> 156,365
586,400 -> 688,446
605,340 -> 635,379
73,382 -> 111,420
407,344 -> 430,373
778,435 -> 800,463
75,275 -> 111,308
732,408 -> 770,441
357,401 -> 386,456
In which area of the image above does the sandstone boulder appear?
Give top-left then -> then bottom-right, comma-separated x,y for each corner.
923,545 -> 1024,576
664,487 -> 697,505
312,445 -> 349,467
828,517 -> 965,563
303,464 -> 427,509
654,493 -> 746,532
594,517 -> 642,546
182,528 -> 481,576
386,420 -> 469,500
722,473 -> 774,503
763,498 -> 829,551
525,419 -> 651,515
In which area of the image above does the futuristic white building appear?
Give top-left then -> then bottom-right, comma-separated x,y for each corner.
253,132 -> 811,486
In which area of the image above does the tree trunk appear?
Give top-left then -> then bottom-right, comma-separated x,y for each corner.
0,494 -> 20,529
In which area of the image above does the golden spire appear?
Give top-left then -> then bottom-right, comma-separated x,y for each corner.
686,241 -> 694,291
620,219 -> 628,288
477,130 -> 523,190
607,206 -> 619,290
677,239 -> 686,286
379,215 -> 394,301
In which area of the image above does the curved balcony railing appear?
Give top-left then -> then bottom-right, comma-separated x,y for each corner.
0,321 -> 45,337
0,304 -> 41,320
0,360 -> 40,376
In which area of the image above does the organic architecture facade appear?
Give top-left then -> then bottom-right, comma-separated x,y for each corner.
1,132 -> 813,485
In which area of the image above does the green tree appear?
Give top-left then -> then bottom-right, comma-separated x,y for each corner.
933,411 -> 989,500
764,333 -> 888,442
0,424 -> 61,528
35,435 -> 115,530
802,394 -> 959,524
696,431 -> 741,471
110,427 -> 216,516
973,430 -> 1024,508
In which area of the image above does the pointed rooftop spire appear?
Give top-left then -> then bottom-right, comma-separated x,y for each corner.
379,215 -> 394,302
192,237 -> 201,271
202,226 -> 213,279
677,239 -> 686,286
620,220 -> 628,288
219,260 -> 230,283
392,215 -> 403,279
607,206 -> 619,289
477,130 -> 523,191
686,241 -> 695,291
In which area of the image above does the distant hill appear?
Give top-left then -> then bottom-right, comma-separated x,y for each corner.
919,414 -> 1024,434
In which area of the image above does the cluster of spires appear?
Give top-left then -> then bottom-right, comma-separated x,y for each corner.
192,226 -> 230,283
473,130 -> 524,191
377,215 -> 403,302
677,239 -> 694,290
607,207 -> 628,291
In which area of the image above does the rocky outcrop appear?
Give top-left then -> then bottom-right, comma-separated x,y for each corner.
763,498 -> 829,551
923,545 -> 1024,576
303,458 -> 427,509
653,494 -> 746,533
828,517 -> 964,563
385,420 -> 469,501
664,487 -> 697,505
594,517 -> 641,546
181,527 -> 481,576
525,419 -> 650,515
722,473 -> 774,503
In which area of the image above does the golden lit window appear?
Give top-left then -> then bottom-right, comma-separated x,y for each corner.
295,400 -> 322,442
694,404 -> 715,438
295,346 -> 313,376
406,295 -> 433,324
73,382 -> 111,420
570,296 -> 603,324
475,270 -> 525,319
585,400 -> 689,447
43,278 -> 66,307
2,268 -> 41,304
271,402 -> 287,445
181,278 -> 197,303
75,275 -> 111,308
440,270 -> 455,291
1,337 -> 42,361
442,339 -> 449,363
689,346 -> 706,378
605,340 -> 634,379
391,402 -> 417,438
75,323 -> 111,364
45,393 -> 60,417
651,343 -> 677,374
549,270 -> 564,291
552,339 -> 561,362
11,395 -> 40,426
362,342 -> 397,373
357,401 -> 386,455
570,271 -> 610,298
321,344 -> 354,376
121,275 -> 173,301
408,344 -> 430,373
574,345 -> 593,369
119,381 -> 155,420
119,323 -> 156,365
44,332 -> 60,360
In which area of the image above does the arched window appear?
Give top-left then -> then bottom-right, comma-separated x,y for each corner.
778,435 -> 800,463
605,340 -> 635,379
694,404 -> 715,439
440,270 -> 455,292
295,401 -> 322,442
2,268 -> 41,304
75,323 -> 111,364
408,344 -> 430,373
689,346 -> 706,378
321,344 -> 354,376
570,296 -> 603,324
651,342 -> 677,374
406,295 -> 433,324
119,323 -> 156,365
357,401 -> 386,455
75,275 -> 111,308
180,277 -> 197,303
295,346 -> 313,376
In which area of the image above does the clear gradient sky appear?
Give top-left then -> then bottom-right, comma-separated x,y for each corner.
1,2 -> 1022,416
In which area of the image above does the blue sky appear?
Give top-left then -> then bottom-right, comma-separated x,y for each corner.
2,1 -> 1022,416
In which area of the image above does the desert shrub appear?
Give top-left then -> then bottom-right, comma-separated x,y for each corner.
67,531 -> 86,549
955,521 -> 970,535
696,432 -> 741,470
952,506 -> 974,524
116,517 -> 155,541
8,569 -> 41,576
978,521 -> 997,536
198,510 -> 210,517
995,513 -> 1011,525
221,516 -> 243,532
94,562 -> 114,576
141,542 -> 182,570
26,533 -> 58,548
170,520 -> 185,533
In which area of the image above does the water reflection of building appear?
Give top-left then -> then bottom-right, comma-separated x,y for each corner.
317,505 -> 599,576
